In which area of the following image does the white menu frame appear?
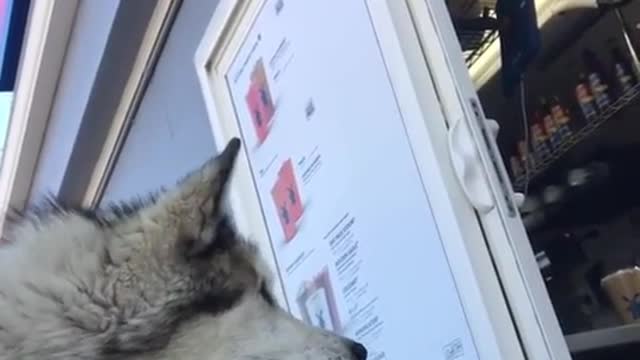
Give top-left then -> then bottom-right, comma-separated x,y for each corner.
194,1 -> 525,359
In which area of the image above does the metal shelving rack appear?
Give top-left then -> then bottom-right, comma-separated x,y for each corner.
513,83 -> 640,190
450,0 -> 499,68
458,12 -> 499,67
513,7 -> 640,191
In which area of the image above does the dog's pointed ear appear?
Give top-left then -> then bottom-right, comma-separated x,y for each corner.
182,137 -> 241,209
164,138 -> 242,257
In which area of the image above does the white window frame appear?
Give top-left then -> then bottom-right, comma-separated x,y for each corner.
0,0 -> 79,231
0,0 -> 182,231
80,0 -> 182,208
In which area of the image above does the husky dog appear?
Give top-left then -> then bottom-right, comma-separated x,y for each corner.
0,138 -> 368,360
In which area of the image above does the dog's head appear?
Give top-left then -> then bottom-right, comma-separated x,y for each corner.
97,138 -> 367,359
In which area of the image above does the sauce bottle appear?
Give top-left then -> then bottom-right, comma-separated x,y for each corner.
518,140 -> 535,171
550,96 -> 573,140
575,73 -> 598,121
531,121 -> 551,159
540,98 -> 561,150
609,41 -> 638,95
582,49 -> 612,110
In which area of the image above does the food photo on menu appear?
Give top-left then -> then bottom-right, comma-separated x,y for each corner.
296,267 -> 342,333
245,58 -> 276,146
271,158 -> 305,243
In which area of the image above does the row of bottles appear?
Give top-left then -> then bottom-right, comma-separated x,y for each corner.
509,41 -> 639,181
577,42 -> 638,120
511,97 -> 574,179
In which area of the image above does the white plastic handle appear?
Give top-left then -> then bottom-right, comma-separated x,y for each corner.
486,119 -> 500,139
513,192 -> 526,209
447,117 -> 495,214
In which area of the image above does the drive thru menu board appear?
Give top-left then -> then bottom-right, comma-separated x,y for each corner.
225,1 -> 480,359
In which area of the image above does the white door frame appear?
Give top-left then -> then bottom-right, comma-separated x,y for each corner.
408,1 -> 570,359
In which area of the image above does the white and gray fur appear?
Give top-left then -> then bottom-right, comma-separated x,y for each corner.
0,139 -> 367,360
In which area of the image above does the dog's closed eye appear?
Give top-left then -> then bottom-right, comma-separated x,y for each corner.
184,216 -> 237,259
259,282 -> 276,307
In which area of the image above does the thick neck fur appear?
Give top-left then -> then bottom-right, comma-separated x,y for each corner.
0,210 -> 251,359
0,214 -> 118,358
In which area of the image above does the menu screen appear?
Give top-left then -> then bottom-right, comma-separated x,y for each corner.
224,1 -> 480,359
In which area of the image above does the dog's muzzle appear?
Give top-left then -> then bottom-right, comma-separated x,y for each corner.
348,341 -> 368,360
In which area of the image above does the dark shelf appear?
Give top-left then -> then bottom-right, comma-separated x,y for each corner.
567,324 -> 640,354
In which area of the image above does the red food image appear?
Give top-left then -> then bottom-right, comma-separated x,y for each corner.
271,180 -> 298,242
271,159 -> 304,242
245,59 -> 275,144
278,159 -> 303,223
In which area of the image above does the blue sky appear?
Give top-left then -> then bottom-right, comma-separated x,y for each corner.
0,92 -> 13,150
